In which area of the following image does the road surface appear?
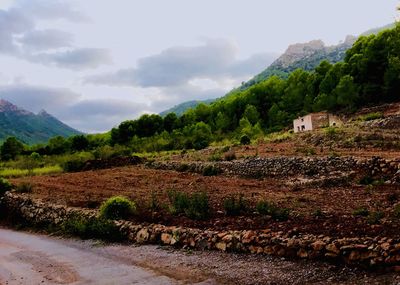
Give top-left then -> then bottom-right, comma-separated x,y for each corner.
0,228 -> 399,285
0,228 -> 214,285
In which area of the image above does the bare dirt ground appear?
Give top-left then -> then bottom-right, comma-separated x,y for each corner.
12,165 -> 400,239
0,228 -> 399,285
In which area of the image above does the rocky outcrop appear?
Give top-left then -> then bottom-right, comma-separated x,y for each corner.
2,192 -> 400,270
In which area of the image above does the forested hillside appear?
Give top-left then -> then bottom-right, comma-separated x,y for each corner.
109,24 -> 400,151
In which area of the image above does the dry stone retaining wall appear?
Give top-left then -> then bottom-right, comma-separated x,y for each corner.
2,192 -> 400,270
148,156 -> 400,184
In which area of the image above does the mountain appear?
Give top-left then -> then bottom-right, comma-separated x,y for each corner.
0,99 -> 82,145
160,99 -> 216,117
239,35 -> 356,90
159,23 -> 393,116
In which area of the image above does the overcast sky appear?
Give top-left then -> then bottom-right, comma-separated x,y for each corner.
0,0 -> 398,133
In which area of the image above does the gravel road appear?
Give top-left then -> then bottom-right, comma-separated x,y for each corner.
0,228 -> 399,285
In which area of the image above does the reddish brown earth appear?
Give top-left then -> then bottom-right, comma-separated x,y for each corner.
12,165 -> 400,239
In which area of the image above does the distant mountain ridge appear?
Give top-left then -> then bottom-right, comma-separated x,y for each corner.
0,99 -> 81,145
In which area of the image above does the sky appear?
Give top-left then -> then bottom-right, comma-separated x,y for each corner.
0,0 -> 398,133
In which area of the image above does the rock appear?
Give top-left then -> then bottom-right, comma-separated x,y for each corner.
326,243 -> 340,254
161,233 -> 172,245
215,242 -> 227,251
136,228 -> 149,243
297,248 -> 308,258
311,240 -> 326,251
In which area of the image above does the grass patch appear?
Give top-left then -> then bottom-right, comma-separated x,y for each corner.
0,165 -> 62,178
358,112 -> 384,122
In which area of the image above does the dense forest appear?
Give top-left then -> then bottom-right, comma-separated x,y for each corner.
1,24 -> 400,158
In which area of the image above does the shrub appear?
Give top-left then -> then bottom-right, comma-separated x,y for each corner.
353,207 -> 369,217
149,190 -> 160,212
167,190 -> 210,220
202,165 -> 221,176
240,135 -> 251,145
256,200 -> 290,221
99,196 -> 136,220
223,194 -> 247,216
62,159 -> 86,172
62,215 -> 125,241
15,182 -> 34,193
167,189 -> 189,215
393,204 -> 400,218
185,192 -> 210,220
359,176 -> 374,185
0,178 -> 12,196
367,211 -> 384,224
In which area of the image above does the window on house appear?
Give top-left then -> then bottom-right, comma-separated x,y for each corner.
301,125 -> 305,131
297,126 -> 300,131
301,118 -> 304,122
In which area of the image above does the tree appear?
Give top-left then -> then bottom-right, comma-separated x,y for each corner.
243,105 -> 260,125
47,136 -> 70,155
163,113 -> 178,133
0,137 -> 24,160
70,135 -> 90,152
335,75 -> 359,110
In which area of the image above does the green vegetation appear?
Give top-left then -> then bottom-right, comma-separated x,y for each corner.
0,24 -> 400,171
0,178 -> 12,196
167,190 -> 210,220
353,207 -> 370,217
223,194 -> 247,216
0,165 -> 62,178
99,196 -> 136,220
15,182 -> 34,194
358,112 -> 384,121
62,215 -> 125,241
256,200 -> 290,221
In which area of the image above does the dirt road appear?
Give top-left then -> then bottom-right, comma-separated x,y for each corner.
0,228 -> 214,285
0,228 -> 399,285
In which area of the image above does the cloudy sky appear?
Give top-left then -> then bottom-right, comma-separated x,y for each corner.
0,0 -> 398,133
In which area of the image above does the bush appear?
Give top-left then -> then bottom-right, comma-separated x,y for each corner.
99,196 -> 136,220
353,207 -> 369,217
62,215 -> 125,241
167,190 -> 210,220
62,159 -> 86,172
256,200 -> 290,221
0,178 -> 12,196
202,165 -> 221,176
185,192 -> 210,220
223,194 -> 247,216
240,135 -> 251,145
15,182 -> 33,193
393,204 -> 400,218
167,189 -> 189,215
367,211 -> 384,224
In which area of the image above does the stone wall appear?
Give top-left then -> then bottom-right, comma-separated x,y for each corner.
147,156 -> 400,184
2,192 -> 400,270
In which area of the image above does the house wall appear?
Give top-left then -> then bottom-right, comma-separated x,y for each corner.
310,113 -> 329,129
293,115 -> 313,133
